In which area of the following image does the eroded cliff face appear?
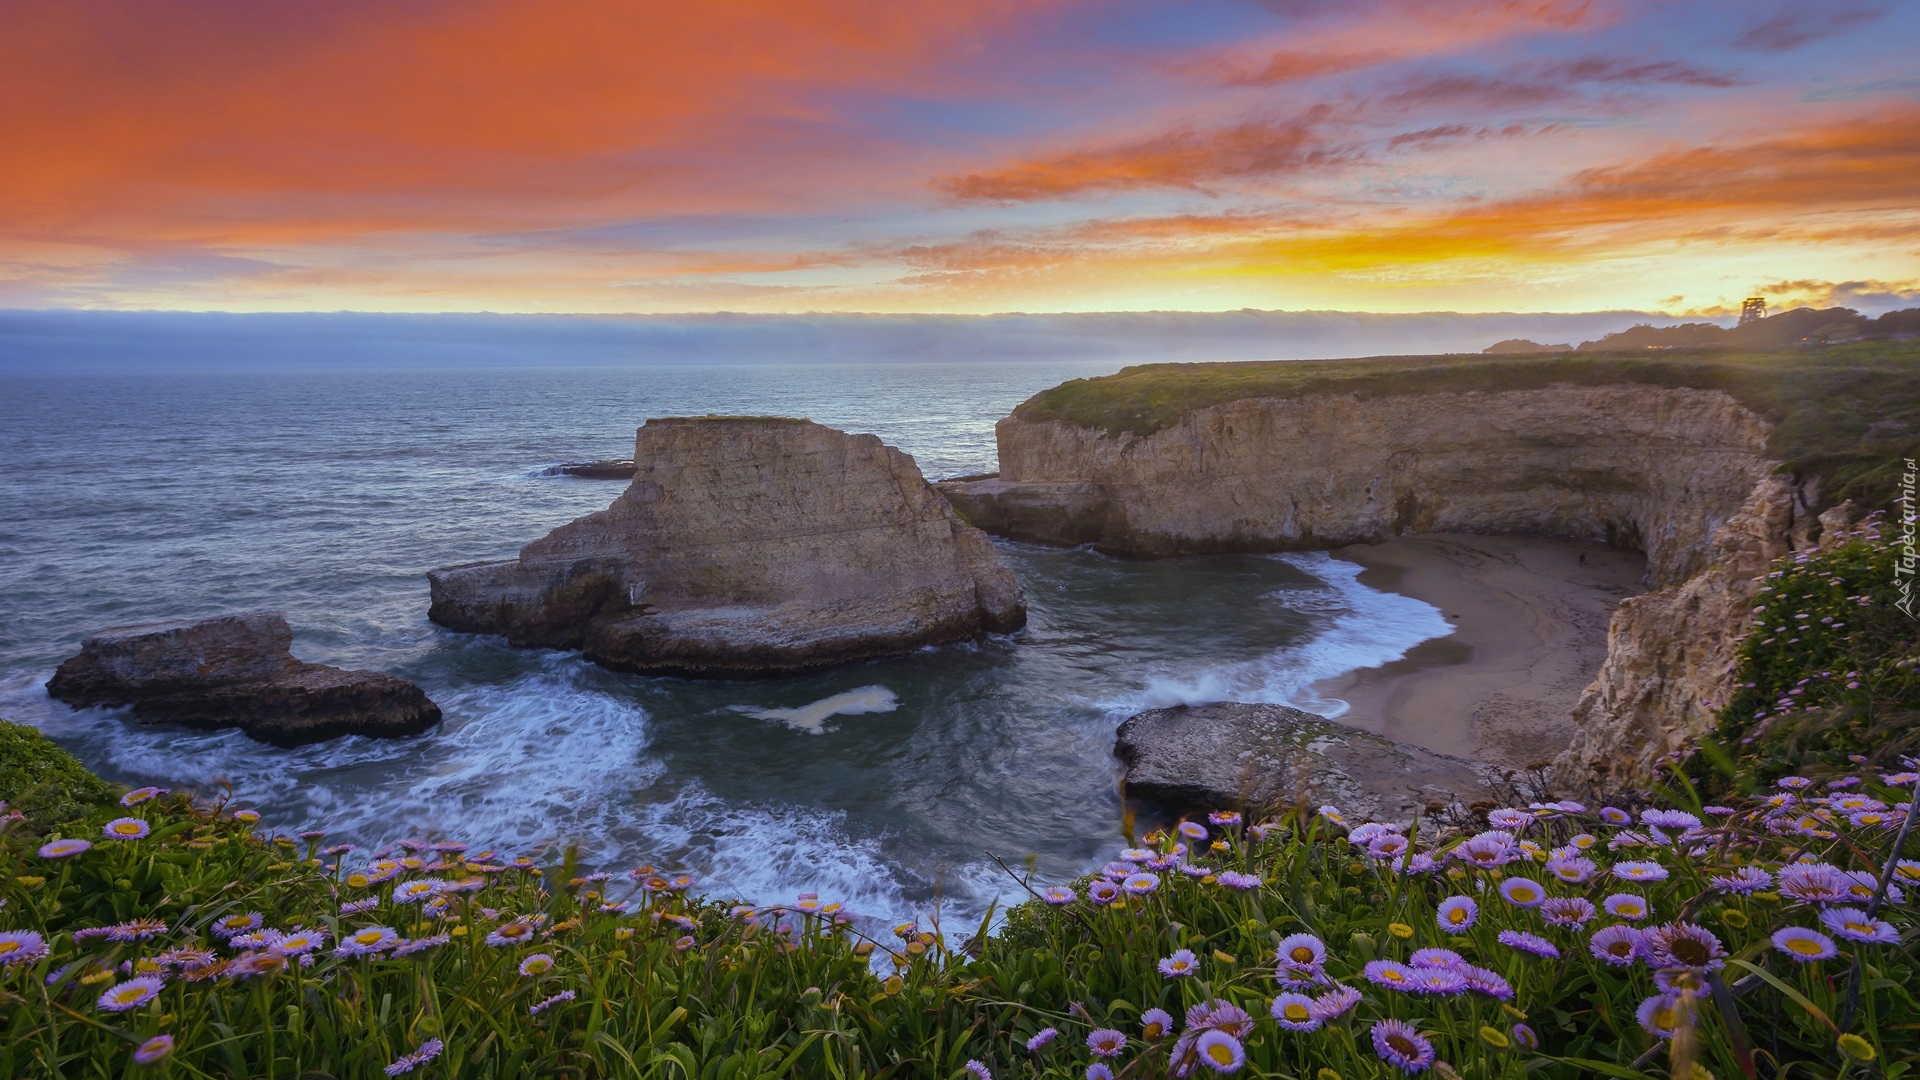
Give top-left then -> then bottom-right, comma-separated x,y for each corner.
1555,482 -> 1836,788
430,418 -> 1025,677
940,384 -> 1820,786
946,386 -> 1776,587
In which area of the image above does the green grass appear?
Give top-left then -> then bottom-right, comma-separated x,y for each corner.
0,721 -> 119,838
1011,341 -> 1920,509
2,739 -> 1915,1077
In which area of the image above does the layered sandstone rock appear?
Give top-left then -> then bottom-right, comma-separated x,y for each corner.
1555,477 -> 1829,787
1115,702 -> 1490,823
429,417 -> 1026,677
941,386 -> 1777,587
47,611 -> 441,746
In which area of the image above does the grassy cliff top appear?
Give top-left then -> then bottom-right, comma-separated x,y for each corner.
1010,341 -> 1920,509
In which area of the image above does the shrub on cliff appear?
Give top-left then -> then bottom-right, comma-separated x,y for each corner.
1711,515 -> 1920,787
2,764 -> 1915,1078
0,720 -> 118,836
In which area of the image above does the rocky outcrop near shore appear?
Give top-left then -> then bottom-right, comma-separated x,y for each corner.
1115,702 -> 1490,823
941,385 -> 1775,587
46,611 -> 441,746
429,417 -> 1026,677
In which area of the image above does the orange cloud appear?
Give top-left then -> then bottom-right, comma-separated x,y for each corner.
0,1 -> 1056,244
938,109 -> 1358,202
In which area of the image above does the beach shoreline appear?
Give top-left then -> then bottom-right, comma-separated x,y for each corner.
1308,533 -> 1646,767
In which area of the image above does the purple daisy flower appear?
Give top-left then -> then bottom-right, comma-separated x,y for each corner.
1599,806 -> 1632,825
102,817 -> 151,841
1363,959 -> 1417,990
962,1061 -> 990,1080
1410,967 -> 1468,995
1041,885 -> 1074,905
1371,1019 -> 1436,1074
1141,1007 -> 1174,1039
1312,983 -> 1362,1020
1487,808 -> 1532,830
1512,1023 -> 1539,1049
1460,964 -> 1513,1000
1541,896 -> 1596,928
132,1034 -> 174,1065
1177,821 -> 1209,842
1641,922 -> 1726,972
1636,993 -> 1691,1039
1498,876 -> 1547,907
1275,932 -> 1326,969
1545,855 -> 1598,883
1208,811 -> 1242,827
1409,947 -> 1463,969
1122,872 -> 1161,896
530,989 -> 575,1015
384,1038 -> 444,1076
0,930 -> 48,967
1641,809 -> 1701,830
1589,924 -> 1644,966
1087,880 -> 1121,906
1026,1027 -> 1059,1052
1497,930 -> 1559,959
1613,861 -> 1669,882
37,838 -> 91,859
1368,833 -> 1411,859
1711,866 -> 1772,893
1436,895 -> 1478,933
96,975 -> 166,1012
1086,1067 -> 1115,1080
1193,1029 -> 1246,1074
1771,927 -> 1839,961
1216,870 -> 1261,890
1271,992 -> 1320,1031
1159,949 -> 1200,977
1453,830 -> 1517,868
1602,893 -> 1651,921
1086,1029 -> 1127,1058
1819,907 -> 1900,944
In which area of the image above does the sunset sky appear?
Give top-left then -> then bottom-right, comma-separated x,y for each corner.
4,0 -> 1917,315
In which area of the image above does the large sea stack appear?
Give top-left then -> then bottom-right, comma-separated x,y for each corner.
427,417 -> 1026,677
47,611 -> 441,746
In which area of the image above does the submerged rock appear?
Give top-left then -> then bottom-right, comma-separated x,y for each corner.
47,611 -> 440,746
1115,702 -> 1490,824
544,459 -> 636,480
429,417 -> 1026,677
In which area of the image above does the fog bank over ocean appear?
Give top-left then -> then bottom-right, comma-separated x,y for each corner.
0,308 -> 1705,372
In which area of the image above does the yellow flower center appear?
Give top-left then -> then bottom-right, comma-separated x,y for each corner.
1206,1043 -> 1235,1064
1285,1003 -> 1311,1021
1787,937 -> 1825,955
1145,1022 -> 1164,1038
1448,909 -> 1467,924
0,942 -> 19,956
1512,887 -> 1536,902
1290,947 -> 1315,963
354,930 -> 384,945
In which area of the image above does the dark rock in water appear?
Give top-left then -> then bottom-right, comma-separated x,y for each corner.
47,611 -> 440,747
429,417 -> 1026,678
547,460 -> 637,480
1115,702 -> 1489,824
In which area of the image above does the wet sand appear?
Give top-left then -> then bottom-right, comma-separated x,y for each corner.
1309,534 -> 1646,766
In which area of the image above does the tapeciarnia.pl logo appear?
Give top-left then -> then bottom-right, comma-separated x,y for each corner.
1898,457 -> 1917,620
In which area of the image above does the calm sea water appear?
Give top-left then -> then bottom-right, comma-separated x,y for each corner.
0,362 -> 1448,924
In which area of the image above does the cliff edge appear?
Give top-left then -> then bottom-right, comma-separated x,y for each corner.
429,417 -> 1026,677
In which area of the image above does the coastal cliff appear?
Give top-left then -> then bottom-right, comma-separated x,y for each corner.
940,347 -> 1917,786
430,417 -> 1025,677
946,385 -> 1775,588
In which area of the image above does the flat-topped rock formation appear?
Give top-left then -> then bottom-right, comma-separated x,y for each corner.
47,611 -> 441,746
429,417 -> 1026,677
1115,702 -> 1490,824
542,459 -> 636,480
941,384 -> 1775,588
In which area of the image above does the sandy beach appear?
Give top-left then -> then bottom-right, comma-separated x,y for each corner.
1308,533 -> 1646,767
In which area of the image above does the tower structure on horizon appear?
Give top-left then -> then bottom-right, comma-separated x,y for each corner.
1739,298 -> 1768,325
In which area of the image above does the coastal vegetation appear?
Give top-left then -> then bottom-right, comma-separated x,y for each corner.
3,712 -> 1914,1078
1011,341 -> 1920,509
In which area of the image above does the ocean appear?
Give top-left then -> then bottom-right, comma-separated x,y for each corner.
0,358 -> 1450,926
